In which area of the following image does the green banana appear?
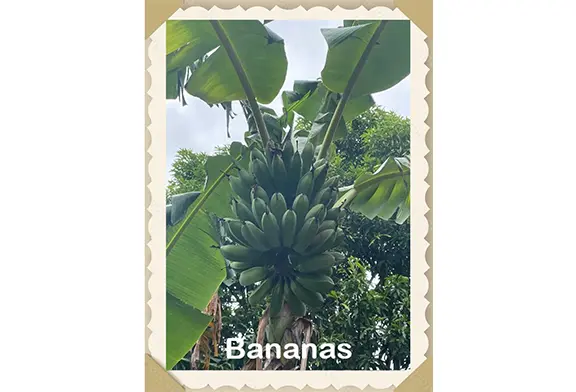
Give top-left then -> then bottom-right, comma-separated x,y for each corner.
280,209 -> 297,247
295,253 -> 338,273
237,167 -> 256,187
248,277 -> 276,306
239,266 -> 269,286
292,194 -> 310,230
234,199 -> 256,224
220,244 -> 262,262
301,142 -> 315,174
325,188 -> 339,208
296,273 -> 334,293
282,140 -> 294,169
290,279 -> 324,308
269,193 -> 287,223
311,163 -> 329,195
327,251 -> 346,264
292,217 -> 319,253
333,228 -> 345,247
244,221 -> 270,249
322,175 -> 339,190
224,219 -> 249,246
241,223 -> 270,252
318,220 -> 337,232
296,170 -> 314,198
271,154 -> 288,191
251,197 -> 268,226
312,187 -> 332,206
261,212 -> 281,248
229,175 -> 251,203
284,280 -> 306,316
288,151 -> 302,191
250,148 -> 267,163
304,229 -> 336,255
304,204 -> 326,224
251,185 -> 269,204
317,267 -> 333,277
253,159 -> 275,193
269,279 -> 285,317
325,206 -> 341,221
229,261 -> 256,271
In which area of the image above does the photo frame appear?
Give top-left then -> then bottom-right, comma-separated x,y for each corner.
145,2 -> 432,390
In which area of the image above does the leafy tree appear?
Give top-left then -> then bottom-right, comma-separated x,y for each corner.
166,149 -> 207,200
312,260 -> 410,370
167,146 -> 232,201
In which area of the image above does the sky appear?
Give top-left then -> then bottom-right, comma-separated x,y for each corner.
166,20 -> 410,179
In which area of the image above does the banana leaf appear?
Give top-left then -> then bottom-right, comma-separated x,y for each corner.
283,80 -> 375,123
166,20 -> 287,105
337,156 -> 410,224
282,80 -> 375,145
165,142 -> 248,369
321,20 -> 410,98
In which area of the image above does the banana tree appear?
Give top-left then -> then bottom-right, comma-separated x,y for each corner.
165,19 -> 410,370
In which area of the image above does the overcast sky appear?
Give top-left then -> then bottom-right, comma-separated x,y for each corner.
166,20 -> 410,179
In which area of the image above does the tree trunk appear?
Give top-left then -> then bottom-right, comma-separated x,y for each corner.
243,304 -> 314,370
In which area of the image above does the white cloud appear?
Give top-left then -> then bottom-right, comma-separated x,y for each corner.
166,20 -> 410,178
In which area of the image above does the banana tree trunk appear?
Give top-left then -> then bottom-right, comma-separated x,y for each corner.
243,305 -> 314,370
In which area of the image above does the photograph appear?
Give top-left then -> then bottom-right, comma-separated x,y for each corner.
164,18 -> 412,372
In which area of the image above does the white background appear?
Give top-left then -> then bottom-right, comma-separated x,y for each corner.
1,0 -> 575,391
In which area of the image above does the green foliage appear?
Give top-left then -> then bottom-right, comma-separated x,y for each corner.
167,146 -> 232,201
338,211 -> 410,278
167,149 -> 208,200
325,108 -> 411,182
311,259 -> 410,370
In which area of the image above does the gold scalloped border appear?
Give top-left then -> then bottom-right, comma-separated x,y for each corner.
145,4 -> 432,390
181,0 -> 394,8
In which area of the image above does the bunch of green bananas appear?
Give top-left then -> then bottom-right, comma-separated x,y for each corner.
220,140 -> 346,318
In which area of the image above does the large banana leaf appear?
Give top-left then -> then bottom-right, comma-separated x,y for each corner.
321,20 -> 410,98
166,293 -> 212,370
166,191 -> 201,226
165,142 -> 248,369
166,20 -> 287,105
282,80 -> 375,145
283,80 -> 375,123
337,156 -> 410,224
